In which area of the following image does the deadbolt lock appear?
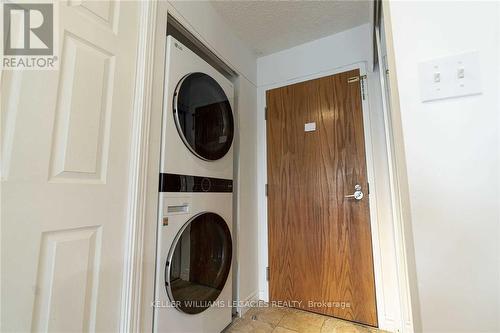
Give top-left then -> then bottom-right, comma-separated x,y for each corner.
345,184 -> 364,201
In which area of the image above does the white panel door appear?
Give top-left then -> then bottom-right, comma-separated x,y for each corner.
1,1 -> 139,331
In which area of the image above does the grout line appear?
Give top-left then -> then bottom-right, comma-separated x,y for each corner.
320,315 -> 326,332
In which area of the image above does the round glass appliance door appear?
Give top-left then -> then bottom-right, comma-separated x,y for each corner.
165,212 -> 232,314
174,72 -> 234,161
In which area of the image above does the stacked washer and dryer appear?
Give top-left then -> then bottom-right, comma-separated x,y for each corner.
154,36 -> 235,332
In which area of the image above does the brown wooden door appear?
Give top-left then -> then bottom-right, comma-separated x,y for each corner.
266,69 -> 378,327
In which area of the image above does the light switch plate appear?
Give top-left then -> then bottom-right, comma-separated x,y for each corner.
418,51 -> 481,102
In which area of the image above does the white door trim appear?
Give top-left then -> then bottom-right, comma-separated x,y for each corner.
375,26 -> 414,333
258,62 -> 387,327
120,1 -> 158,331
376,7 -> 417,333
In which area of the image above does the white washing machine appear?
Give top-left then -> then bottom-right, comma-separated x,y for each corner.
153,35 -> 234,333
153,178 -> 233,332
162,35 -> 235,179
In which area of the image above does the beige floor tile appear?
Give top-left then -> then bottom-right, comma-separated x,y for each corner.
279,310 -> 326,333
289,310 -> 326,326
245,306 -> 290,326
272,327 -> 298,333
226,305 -> 385,333
225,317 -> 274,333
320,318 -> 373,333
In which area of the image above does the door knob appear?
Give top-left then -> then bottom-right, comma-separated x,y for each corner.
344,184 -> 364,200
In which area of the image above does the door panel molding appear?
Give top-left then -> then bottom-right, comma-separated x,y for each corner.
32,226 -> 102,332
49,31 -> 115,183
0,70 -> 23,181
69,0 -> 120,34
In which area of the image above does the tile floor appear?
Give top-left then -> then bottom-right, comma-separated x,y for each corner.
224,304 -> 387,333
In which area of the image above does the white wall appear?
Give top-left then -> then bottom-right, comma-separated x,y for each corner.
167,1 -> 257,85
256,23 -> 403,332
258,24 -> 370,87
387,1 -> 500,332
233,77 -> 259,306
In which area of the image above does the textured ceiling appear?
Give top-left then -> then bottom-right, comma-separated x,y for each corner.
210,1 -> 371,56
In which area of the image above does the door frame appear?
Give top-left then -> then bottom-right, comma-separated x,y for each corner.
119,1 -> 159,332
119,2 -> 248,331
122,3 -> 416,332
259,62 -> 385,325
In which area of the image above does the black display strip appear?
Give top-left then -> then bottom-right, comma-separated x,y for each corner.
159,173 -> 233,193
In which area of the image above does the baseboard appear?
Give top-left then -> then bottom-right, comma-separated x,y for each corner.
379,317 -> 398,333
237,290 -> 259,317
258,290 -> 269,302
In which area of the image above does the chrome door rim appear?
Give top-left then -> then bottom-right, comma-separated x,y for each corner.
172,72 -> 234,162
164,211 -> 232,314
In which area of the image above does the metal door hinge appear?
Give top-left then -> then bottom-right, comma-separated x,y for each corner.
265,184 -> 268,196
367,182 -> 370,195
347,75 -> 367,100
265,106 -> 268,120
266,267 -> 270,281
360,76 -> 367,100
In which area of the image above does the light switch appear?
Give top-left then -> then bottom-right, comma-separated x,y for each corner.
433,72 -> 441,83
418,51 -> 481,102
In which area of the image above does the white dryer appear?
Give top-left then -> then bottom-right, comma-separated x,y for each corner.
153,174 -> 233,332
162,36 -> 234,179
